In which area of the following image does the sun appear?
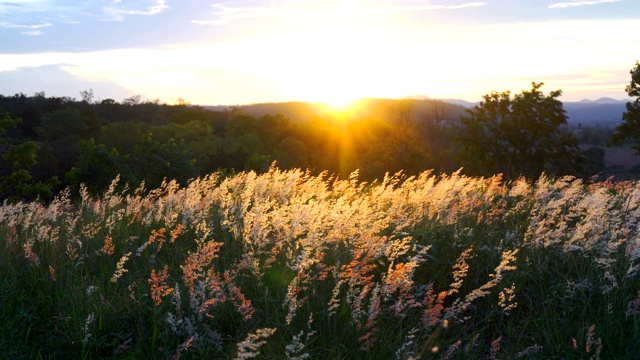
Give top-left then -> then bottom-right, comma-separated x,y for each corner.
323,95 -> 358,112
313,94 -> 363,118
302,74 -> 367,114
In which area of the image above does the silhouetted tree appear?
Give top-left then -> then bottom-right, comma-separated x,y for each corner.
79,89 -> 94,104
456,82 -> 582,180
610,61 -> 640,152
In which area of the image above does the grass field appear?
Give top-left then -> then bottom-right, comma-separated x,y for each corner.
1,167 -> 639,359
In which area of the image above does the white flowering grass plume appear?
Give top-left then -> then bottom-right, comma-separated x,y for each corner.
0,167 -> 639,358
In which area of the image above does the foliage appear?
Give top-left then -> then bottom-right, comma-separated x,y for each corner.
66,138 -> 121,195
0,111 -> 59,202
1,168 -> 639,358
456,82 -> 582,180
0,91 -> 615,202
128,134 -> 199,189
273,137 -> 309,169
37,107 -> 100,175
610,60 -> 640,152
361,101 -> 433,178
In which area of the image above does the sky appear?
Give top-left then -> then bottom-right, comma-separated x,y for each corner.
0,0 -> 639,106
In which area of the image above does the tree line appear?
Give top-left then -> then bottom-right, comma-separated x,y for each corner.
1,61 -> 639,203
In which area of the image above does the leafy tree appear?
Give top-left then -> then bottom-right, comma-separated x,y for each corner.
244,153 -> 272,172
170,104 -> 207,125
173,120 -> 220,173
1,141 -> 60,201
256,114 -> 296,154
99,121 -> 150,154
37,107 -> 99,175
456,82 -> 582,180
224,111 -> 302,172
0,110 -> 20,138
273,137 -> 309,169
128,134 -> 198,189
422,100 -> 456,172
66,139 -> 121,194
235,133 -> 266,168
38,107 -> 95,141
361,101 -> 431,179
226,112 -> 259,138
0,112 -> 59,201
610,61 -> 640,152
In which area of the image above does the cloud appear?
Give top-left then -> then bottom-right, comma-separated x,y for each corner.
0,1 -> 34,12
548,0 -> 621,9
0,0 -> 169,31
44,14 -> 80,25
102,0 -> 169,21
21,30 -> 43,35
0,19 -> 51,29
193,1 -> 486,25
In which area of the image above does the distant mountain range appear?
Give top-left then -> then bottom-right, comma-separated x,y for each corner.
205,97 -> 628,127
428,97 -> 627,126
563,98 -> 627,126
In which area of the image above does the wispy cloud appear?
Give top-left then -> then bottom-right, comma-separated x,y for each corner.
1,0 -> 169,30
193,1 -> 486,25
21,30 -> 43,35
102,0 -> 169,21
549,0 -> 621,9
43,14 -> 80,25
0,20 -> 51,29
0,1 -> 34,12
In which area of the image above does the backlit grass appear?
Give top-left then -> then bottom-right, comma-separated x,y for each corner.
1,168 -> 639,359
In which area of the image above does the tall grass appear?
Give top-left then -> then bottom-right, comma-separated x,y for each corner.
1,167 -> 639,358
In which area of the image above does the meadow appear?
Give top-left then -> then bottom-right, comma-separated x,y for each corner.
1,167 -> 639,359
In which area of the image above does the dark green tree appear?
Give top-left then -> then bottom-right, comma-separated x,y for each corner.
610,61 -> 640,152
0,112 -> 59,201
1,141 -> 60,201
66,139 -> 121,194
223,112 -> 263,170
273,137 -> 309,169
37,107 -> 99,175
174,120 -> 221,173
226,112 -> 259,138
99,121 -> 150,154
455,82 -> 582,180
128,134 -> 198,189
256,114 -> 295,154
244,153 -> 272,172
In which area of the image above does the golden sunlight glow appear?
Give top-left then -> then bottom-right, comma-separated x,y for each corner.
323,96 -> 358,112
